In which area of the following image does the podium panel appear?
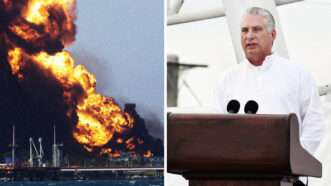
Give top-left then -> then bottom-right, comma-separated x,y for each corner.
167,113 -> 321,186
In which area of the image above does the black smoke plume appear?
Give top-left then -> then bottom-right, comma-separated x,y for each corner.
0,0 -> 163,164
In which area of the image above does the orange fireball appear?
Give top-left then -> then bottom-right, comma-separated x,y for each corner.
6,0 -> 137,156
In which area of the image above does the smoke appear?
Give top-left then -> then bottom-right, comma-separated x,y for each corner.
71,50 -> 164,140
0,0 -> 163,162
71,49 -> 110,93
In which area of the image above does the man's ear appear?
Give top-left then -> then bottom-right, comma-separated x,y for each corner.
271,29 -> 276,40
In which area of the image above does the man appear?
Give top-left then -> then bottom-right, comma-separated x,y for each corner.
216,7 -> 324,156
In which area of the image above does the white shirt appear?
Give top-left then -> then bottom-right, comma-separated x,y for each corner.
216,53 -> 324,154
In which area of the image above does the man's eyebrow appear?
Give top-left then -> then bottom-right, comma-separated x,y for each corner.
252,25 -> 263,28
241,27 -> 248,31
241,25 -> 263,30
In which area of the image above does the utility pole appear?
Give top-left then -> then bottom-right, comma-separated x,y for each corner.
53,125 -> 58,167
52,125 -> 63,167
38,137 -> 44,167
29,137 -> 33,167
11,125 -> 16,167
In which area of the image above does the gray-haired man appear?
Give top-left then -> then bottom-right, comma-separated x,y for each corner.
216,7 -> 325,185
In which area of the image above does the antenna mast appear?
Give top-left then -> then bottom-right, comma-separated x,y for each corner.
11,125 -> 16,167
52,125 -> 57,167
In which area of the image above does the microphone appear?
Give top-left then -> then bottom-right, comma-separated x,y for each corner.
227,99 -> 240,114
244,100 -> 258,114
293,180 -> 306,186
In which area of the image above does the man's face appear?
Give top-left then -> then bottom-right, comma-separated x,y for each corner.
241,14 -> 276,65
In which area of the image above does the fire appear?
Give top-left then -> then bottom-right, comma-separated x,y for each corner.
1,0 -> 162,158
125,137 -> 135,150
73,111 -> 114,147
9,23 -> 40,42
110,151 -> 121,158
125,137 -> 134,144
4,0 -> 140,156
77,94 -> 134,132
34,51 -> 77,82
7,0 -> 76,53
24,0 -> 75,26
117,138 -> 123,144
100,148 -> 112,154
144,150 -> 153,158
8,48 -> 23,78
7,46 -> 134,152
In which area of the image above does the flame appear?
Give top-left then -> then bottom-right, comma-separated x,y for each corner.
100,148 -> 112,155
125,137 -> 135,150
8,49 -> 134,153
9,23 -> 40,42
3,0 -> 159,158
73,111 -> 114,147
7,46 -> 134,151
110,151 -> 121,158
143,150 -> 153,158
117,138 -> 123,144
7,0 -> 76,50
8,48 -> 23,77
125,137 -> 134,144
126,143 -> 135,150
24,0 -> 75,26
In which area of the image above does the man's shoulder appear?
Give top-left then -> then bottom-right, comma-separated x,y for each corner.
274,55 -> 304,69
273,55 -> 314,83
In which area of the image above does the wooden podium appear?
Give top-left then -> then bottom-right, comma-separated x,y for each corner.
167,113 -> 322,186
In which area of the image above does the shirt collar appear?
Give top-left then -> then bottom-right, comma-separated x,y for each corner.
244,53 -> 276,72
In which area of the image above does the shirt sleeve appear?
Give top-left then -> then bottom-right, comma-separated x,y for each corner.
299,68 -> 325,155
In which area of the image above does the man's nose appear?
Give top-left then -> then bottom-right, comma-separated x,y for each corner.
246,30 -> 255,40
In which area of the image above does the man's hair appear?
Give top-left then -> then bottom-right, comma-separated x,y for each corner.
245,7 -> 276,32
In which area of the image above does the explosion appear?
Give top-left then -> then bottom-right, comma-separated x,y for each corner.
0,0 -> 159,158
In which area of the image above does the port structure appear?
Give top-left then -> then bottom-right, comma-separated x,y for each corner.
52,125 -> 63,168
29,137 -> 44,167
1,125 -> 164,181
9,125 -> 17,168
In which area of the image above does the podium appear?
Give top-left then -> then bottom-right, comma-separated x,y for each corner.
167,113 -> 322,186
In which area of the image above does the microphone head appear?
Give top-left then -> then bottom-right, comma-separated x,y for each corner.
244,100 -> 258,114
227,99 -> 240,114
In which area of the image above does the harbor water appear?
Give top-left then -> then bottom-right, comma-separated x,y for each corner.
0,178 -> 164,186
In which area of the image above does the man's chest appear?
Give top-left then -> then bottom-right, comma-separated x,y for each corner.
223,70 -> 300,114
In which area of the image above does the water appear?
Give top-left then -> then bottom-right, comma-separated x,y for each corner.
0,179 -> 164,186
